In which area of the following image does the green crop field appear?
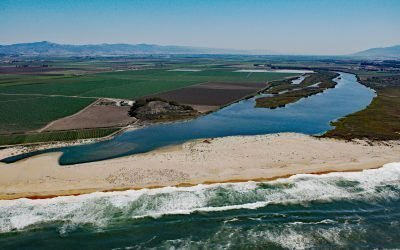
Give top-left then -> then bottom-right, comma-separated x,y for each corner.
0,128 -> 120,146
0,69 -> 297,99
0,95 -> 95,133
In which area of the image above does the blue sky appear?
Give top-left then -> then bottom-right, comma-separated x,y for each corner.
0,0 -> 399,55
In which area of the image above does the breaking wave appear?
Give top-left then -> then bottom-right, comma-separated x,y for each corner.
0,162 -> 399,236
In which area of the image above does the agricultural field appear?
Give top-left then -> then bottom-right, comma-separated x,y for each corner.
151,81 -> 267,112
0,128 -> 119,146
0,69 -> 296,99
0,95 -> 95,133
43,100 -> 137,131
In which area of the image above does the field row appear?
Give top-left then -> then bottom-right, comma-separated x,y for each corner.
0,69 -> 296,99
0,95 -> 95,133
0,128 -> 120,146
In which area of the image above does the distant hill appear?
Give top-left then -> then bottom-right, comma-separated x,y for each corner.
0,41 -> 276,56
352,45 -> 400,59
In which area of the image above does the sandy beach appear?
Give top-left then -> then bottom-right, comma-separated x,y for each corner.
0,133 -> 399,200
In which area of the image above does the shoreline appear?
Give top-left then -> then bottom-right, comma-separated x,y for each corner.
1,133 -> 399,200
4,166 -> 384,201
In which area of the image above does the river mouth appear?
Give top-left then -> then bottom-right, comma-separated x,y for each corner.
1,72 -> 375,165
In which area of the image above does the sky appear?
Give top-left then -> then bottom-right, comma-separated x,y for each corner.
0,0 -> 399,55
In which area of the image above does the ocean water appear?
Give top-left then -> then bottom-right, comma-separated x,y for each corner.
0,162 -> 399,249
2,72 -> 376,165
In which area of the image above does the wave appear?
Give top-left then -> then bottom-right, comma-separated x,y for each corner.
155,218 -> 356,249
0,162 -> 400,234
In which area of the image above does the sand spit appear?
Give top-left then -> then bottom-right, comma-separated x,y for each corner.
0,133 -> 399,200
0,140 -> 95,160
0,135 -> 120,161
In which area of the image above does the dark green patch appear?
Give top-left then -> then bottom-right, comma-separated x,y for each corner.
255,71 -> 339,109
323,74 -> 400,140
0,128 -> 119,146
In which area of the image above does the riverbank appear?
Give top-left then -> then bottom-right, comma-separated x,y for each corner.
0,133 -> 399,200
255,71 -> 339,109
323,73 -> 400,140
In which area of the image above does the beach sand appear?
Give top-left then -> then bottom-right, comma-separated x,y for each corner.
0,133 -> 399,200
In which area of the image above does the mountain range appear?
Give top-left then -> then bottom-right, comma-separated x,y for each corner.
0,41 -> 276,56
351,45 -> 400,59
0,41 -> 399,58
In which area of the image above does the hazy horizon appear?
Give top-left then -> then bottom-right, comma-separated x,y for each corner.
1,0 -> 399,55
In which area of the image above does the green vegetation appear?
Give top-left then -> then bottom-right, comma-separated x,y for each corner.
0,69 -> 296,99
128,98 -> 197,122
256,71 -> 339,109
256,95 -> 301,109
265,71 -> 339,94
324,75 -> 400,140
0,95 -> 95,133
0,128 -> 120,146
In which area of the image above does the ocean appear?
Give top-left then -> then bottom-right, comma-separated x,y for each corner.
1,162 -> 399,249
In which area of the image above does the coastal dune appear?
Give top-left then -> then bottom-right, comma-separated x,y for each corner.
0,133 -> 399,200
